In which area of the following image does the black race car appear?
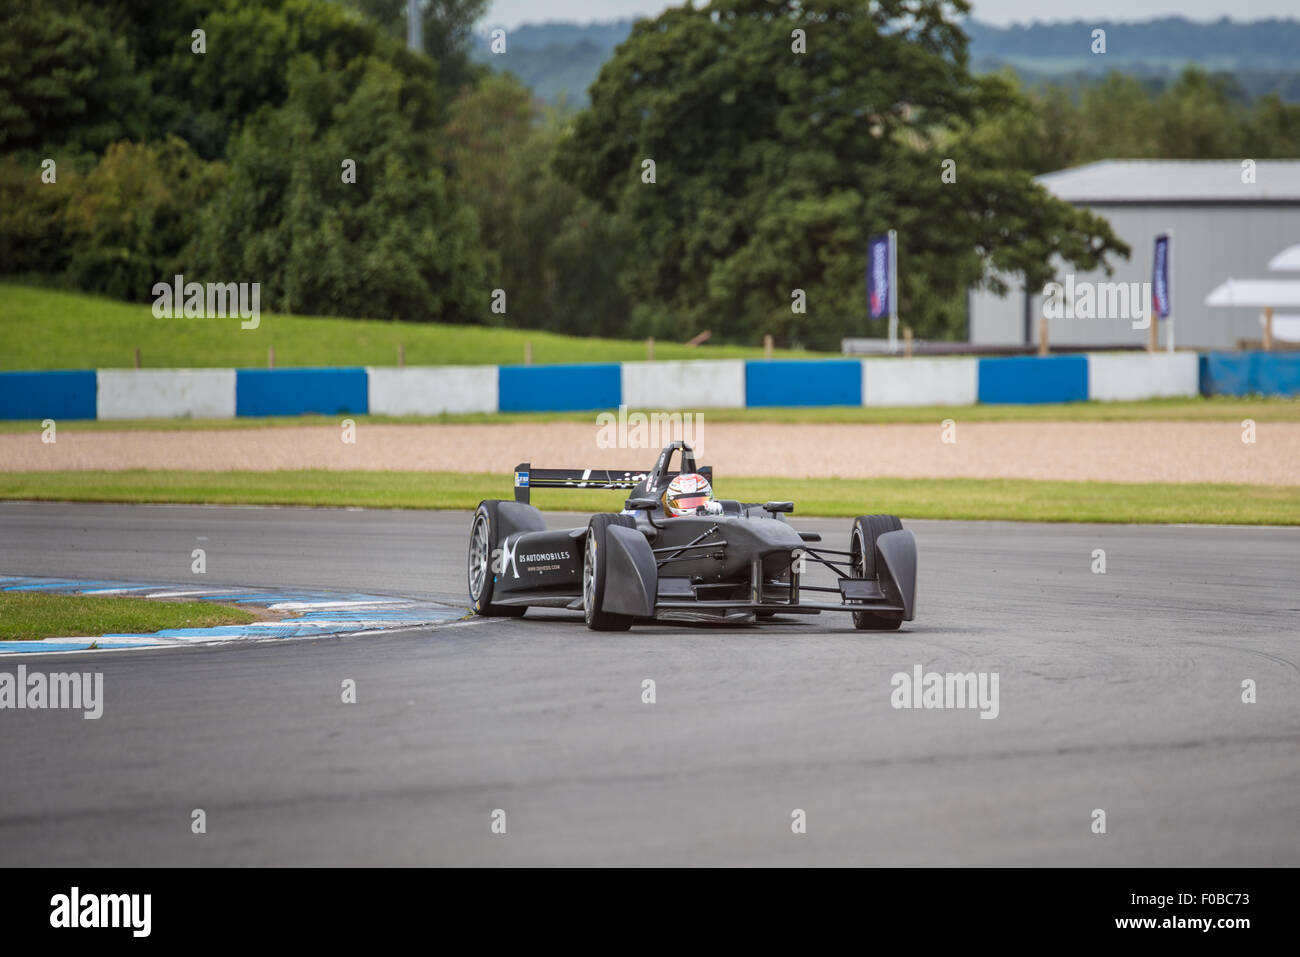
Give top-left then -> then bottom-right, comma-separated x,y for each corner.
467,441 -> 917,631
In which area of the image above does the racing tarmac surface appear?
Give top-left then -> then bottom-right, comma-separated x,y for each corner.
1,501 -> 1297,866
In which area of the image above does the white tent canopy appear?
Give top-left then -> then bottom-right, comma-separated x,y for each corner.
1204,278 -> 1300,308
1268,244 -> 1300,272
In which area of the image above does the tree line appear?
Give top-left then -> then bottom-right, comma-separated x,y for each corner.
2,0 -> 1298,348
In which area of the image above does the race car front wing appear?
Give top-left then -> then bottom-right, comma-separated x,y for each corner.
612,528 -> 917,619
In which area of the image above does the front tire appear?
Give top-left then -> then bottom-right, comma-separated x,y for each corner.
468,502 -> 526,617
850,514 -> 904,631
583,514 -> 637,631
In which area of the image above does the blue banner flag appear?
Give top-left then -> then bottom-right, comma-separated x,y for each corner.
866,233 -> 892,320
1152,234 -> 1171,319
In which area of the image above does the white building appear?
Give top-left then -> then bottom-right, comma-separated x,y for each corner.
969,160 -> 1300,350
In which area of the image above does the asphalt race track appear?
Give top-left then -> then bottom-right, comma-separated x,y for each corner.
1,501 -> 1297,866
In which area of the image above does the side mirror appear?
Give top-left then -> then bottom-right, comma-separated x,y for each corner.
624,496 -> 659,511
763,501 -> 794,514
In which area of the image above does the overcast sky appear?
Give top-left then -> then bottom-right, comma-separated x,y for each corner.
484,0 -> 1300,30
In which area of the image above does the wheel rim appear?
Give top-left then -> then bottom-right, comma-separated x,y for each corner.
583,533 -> 597,622
468,513 -> 489,599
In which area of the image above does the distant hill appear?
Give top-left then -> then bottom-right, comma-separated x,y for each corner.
968,16 -> 1300,100
475,20 -> 640,54
470,19 -> 636,106
965,16 -> 1300,62
473,15 -> 1300,105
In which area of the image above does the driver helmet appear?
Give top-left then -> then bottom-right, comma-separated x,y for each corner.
662,472 -> 714,517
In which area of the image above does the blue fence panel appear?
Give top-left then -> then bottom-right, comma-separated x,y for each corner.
498,363 -> 621,412
978,356 -> 1088,404
1199,352 -> 1300,397
744,360 -> 862,407
0,371 -> 97,420
235,368 -> 368,416
11,354 -> 1295,420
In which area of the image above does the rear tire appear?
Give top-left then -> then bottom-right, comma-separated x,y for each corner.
850,514 -> 904,631
583,514 -> 637,631
467,501 -> 526,617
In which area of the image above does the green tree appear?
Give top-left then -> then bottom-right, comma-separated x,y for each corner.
1245,93 -> 1300,158
2,0 -> 441,161
440,75 -> 634,335
949,72 -> 1059,176
0,0 -> 148,154
190,54 -> 485,322
0,154 -> 78,277
63,137 -> 225,301
1075,73 -> 1161,161
555,0 -> 1127,345
342,0 -> 488,94
1153,68 -> 1246,157
498,112 -> 633,337
440,72 -> 538,268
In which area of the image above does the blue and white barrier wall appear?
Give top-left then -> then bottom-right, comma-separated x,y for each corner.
367,365 -> 498,415
498,363 -> 621,412
0,371 -> 97,420
235,368 -> 368,416
98,369 -> 236,420
1088,352 -> 1200,402
1199,352 -> 1300,397
863,358 -> 979,406
0,352 -> 1287,420
622,360 -> 746,409
746,360 -> 863,407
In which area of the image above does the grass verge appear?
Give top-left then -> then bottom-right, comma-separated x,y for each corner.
1,397 -> 1298,434
0,592 -> 259,640
0,470 -> 1296,525
0,282 -> 832,370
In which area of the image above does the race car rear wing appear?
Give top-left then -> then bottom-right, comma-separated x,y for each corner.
513,463 -> 713,505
